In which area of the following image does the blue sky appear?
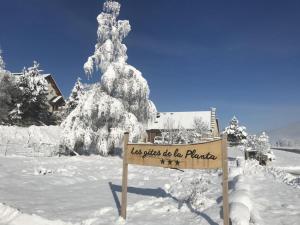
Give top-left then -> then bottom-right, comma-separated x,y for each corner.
1,0 -> 300,133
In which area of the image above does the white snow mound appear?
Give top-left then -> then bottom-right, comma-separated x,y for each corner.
0,125 -> 61,156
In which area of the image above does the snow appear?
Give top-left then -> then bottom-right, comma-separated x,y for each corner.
0,125 -> 61,156
227,147 -> 300,224
52,96 -> 63,103
241,161 -> 300,225
20,61 -> 49,102
149,111 -> 211,130
0,203 -> 73,225
0,155 -> 225,225
0,127 -> 299,224
229,202 -> 250,225
42,74 -> 51,78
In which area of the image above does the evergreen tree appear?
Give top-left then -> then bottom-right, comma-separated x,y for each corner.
224,116 -> 247,144
66,77 -> 84,112
12,61 -> 50,124
62,0 -> 156,155
0,73 -> 20,124
0,49 -> 5,71
0,49 -> 21,124
257,132 -> 271,154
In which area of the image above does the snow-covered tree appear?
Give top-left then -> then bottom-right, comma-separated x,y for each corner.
61,0 -> 156,155
256,132 -> 271,154
66,77 -> 84,113
160,117 -> 211,145
0,50 -> 21,124
10,61 -> 50,124
224,116 -> 247,144
193,117 -> 210,138
0,49 -> 5,72
244,132 -> 274,161
161,117 -> 180,144
0,72 -> 20,124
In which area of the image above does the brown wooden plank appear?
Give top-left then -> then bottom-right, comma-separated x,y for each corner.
126,139 -> 223,169
121,132 -> 129,219
221,136 -> 229,225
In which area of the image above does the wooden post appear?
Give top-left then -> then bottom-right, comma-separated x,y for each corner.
221,136 -> 229,225
121,132 -> 129,219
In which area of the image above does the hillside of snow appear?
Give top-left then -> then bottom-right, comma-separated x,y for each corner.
268,121 -> 300,147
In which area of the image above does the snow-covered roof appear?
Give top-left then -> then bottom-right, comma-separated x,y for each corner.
12,72 -> 51,79
11,73 -> 22,76
148,111 -> 212,130
42,74 -> 51,78
51,96 -> 63,103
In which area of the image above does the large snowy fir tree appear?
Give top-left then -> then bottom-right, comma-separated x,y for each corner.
61,0 -> 157,155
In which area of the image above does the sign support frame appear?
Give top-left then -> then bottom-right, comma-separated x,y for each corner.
121,132 -> 129,219
221,136 -> 229,225
121,132 -> 229,224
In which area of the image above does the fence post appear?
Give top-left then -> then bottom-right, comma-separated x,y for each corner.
222,136 -> 229,225
121,132 -> 129,219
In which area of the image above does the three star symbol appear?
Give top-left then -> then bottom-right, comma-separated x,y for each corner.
160,159 -> 180,166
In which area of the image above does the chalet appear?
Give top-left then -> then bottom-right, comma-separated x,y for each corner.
12,73 -> 65,112
146,108 -> 220,143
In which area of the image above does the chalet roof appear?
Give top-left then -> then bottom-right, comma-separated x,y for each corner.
148,111 -> 212,130
11,73 -> 22,76
43,74 -> 64,98
51,96 -> 63,104
42,74 -> 51,78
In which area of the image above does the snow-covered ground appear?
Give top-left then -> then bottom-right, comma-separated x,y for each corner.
0,155 -> 225,225
0,126 -> 61,157
0,147 -> 299,225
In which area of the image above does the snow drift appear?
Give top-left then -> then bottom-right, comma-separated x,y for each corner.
0,203 -> 73,225
0,125 -> 61,156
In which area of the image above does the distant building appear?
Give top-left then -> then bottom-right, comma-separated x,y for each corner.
12,73 -> 65,112
146,108 -> 220,143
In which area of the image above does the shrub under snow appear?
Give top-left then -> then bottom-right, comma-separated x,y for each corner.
224,116 -> 247,145
61,0 -> 156,155
244,132 -> 275,160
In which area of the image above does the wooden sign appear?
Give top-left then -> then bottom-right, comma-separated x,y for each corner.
121,132 -> 229,225
127,140 -> 222,169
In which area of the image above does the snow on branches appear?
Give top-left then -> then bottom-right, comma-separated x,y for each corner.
245,132 -> 271,154
0,49 -> 6,71
61,0 -> 157,155
224,116 -> 247,145
66,77 -> 84,113
10,61 -> 50,124
244,132 -> 275,161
